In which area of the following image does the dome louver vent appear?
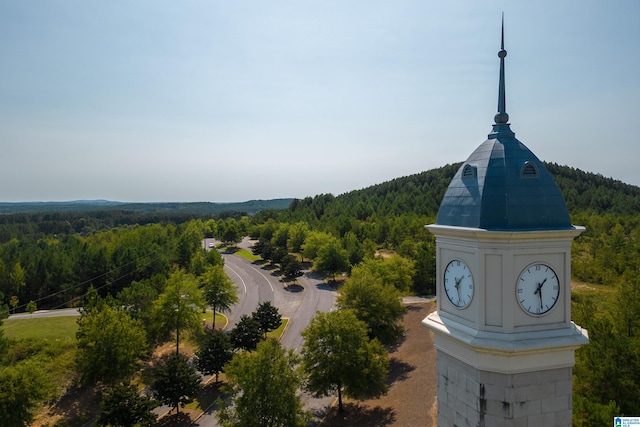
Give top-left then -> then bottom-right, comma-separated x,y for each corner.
462,164 -> 476,179
521,162 -> 538,177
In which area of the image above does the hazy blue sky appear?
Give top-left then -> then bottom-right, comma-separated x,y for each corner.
1,1 -> 639,202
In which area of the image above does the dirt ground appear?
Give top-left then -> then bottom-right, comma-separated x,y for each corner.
321,302 -> 438,426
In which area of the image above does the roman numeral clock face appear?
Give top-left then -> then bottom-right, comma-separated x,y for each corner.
443,260 -> 474,308
516,263 -> 560,315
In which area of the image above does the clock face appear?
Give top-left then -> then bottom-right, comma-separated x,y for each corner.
443,259 -> 474,308
516,263 -> 560,316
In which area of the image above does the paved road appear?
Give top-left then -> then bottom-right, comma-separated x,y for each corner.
8,307 -> 80,320
193,238 -> 337,426
8,238 -> 337,426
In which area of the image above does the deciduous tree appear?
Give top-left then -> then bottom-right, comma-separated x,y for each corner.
0,360 -> 53,427
150,269 -> 204,352
301,231 -> 333,261
200,265 -> 238,328
300,310 -> 389,412
96,382 -> 157,427
218,339 -> 310,427
229,314 -> 263,351
194,329 -> 233,382
151,354 -> 202,415
252,301 -> 282,337
314,239 -> 349,281
76,305 -> 148,385
337,267 -> 405,345
281,254 -> 303,282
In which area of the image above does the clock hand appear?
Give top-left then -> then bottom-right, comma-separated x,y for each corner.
534,280 -> 546,310
454,277 -> 462,303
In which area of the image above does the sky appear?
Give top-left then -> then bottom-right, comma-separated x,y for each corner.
1,1 -> 639,203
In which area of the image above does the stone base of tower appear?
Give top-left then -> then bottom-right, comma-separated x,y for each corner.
436,350 -> 573,427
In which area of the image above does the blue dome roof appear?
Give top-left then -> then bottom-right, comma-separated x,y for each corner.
436,123 -> 571,230
436,18 -> 571,231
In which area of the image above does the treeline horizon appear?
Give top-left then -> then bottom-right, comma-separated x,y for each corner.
0,161 -> 639,425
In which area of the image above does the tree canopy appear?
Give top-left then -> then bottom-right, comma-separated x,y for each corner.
194,328 -> 233,382
336,265 -> 406,345
151,354 -> 202,414
218,339 -> 311,427
76,304 -> 148,385
96,382 -> 157,427
300,310 -> 389,412
200,264 -> 238,327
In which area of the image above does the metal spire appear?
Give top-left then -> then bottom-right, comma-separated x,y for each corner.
494,13 -> 509,124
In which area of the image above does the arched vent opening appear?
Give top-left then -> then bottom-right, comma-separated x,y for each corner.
521,161 -> 539,177
462,164 -> 477,179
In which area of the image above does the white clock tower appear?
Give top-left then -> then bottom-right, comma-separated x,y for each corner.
423,19 -> 589,426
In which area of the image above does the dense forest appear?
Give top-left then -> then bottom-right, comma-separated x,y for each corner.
0,162 -> 638,425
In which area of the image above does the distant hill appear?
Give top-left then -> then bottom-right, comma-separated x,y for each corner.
0,199 -> 294,215
2,162 -> 638,221
281,163 -> 640,225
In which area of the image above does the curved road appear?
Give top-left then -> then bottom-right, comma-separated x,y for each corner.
9,238 -> 337,426
195,238 -> 337,426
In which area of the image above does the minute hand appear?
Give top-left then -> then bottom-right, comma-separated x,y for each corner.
534,278 -> 548,309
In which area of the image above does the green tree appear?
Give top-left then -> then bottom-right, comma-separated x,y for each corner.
200,265 -> 238,328
337,267 -> 406,345
252,301 -> 282,337
342,230 -> 365,268
287,222 -> 309,258
151,269 -> 204,353
9,261 -> 26,299
271,223 -> 290,249
117,277 -> 161,324
251,239 -> 272,262
359,256 -> 415,293
222,218 -> 242,245
151,354 -> 202,415
25,300 -> 36,317
613,271 -> 640,337
76,305 -> 148,385
314,239 -> 349,281
0,360 -> 53,427
230,315 -> 263,351
96,382 -> 158,427
301,231 -> 334,261
194,329 -> 234,382
218,339 -> 311,427
300,310 -> 389,412
574,317 -> 640,416
281,254 -> 303,282
411,240 -> 436,295
175,220 -> 204,269
9,296 -> 18,314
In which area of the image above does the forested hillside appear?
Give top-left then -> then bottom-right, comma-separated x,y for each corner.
281,162 -> 640,222
0,162 -> 638,425
252,162 -> 640,425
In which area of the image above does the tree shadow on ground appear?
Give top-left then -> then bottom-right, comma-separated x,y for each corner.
320,403 -> 396,426
285,283 -> 304,292
198,381 -> 224,414
387,356 -> 416,386
155,411 -> 194,427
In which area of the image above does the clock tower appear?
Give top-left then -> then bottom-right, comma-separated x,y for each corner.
423,18 -> 589,426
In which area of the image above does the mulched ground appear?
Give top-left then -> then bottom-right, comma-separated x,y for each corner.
320,302 -> 437,426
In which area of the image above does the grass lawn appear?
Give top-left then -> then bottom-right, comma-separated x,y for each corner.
202,312 -> 229,330
234,248 -> 262,262
268,317 -> 289,340
2,316 -> 79,341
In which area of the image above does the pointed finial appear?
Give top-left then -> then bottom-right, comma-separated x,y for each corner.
494,13 -> 509,124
